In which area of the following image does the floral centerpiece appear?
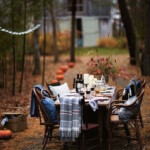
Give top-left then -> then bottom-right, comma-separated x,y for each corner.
87,56 -> 118,82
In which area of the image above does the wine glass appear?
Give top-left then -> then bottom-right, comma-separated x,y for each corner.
86,90 -> 91,100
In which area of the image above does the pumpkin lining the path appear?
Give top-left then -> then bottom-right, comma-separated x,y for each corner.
56,69 -> 63,75
51,79 -> 59,84
59,66 -> 68,72
68,62 -> 74,68
0,129 -> 12,140
56,75 -> 64,80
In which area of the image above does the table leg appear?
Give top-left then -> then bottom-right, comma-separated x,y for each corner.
98,106 -> 108,150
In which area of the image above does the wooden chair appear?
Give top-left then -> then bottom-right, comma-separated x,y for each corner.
81,95 -> 100,150
116,79 -> 146,128
108,89 -> 144,150
64,95 -> 100,150
33,88 -> 59,150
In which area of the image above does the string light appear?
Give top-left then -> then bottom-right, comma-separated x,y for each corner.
0,24 -> 41,35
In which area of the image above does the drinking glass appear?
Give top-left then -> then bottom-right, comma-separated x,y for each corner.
90,87 -> 95,97
94,85 -> 99,95
86,90 -> 91,99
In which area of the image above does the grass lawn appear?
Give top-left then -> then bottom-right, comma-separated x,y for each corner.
62,47 -> 128,56
75,47 -> 128,56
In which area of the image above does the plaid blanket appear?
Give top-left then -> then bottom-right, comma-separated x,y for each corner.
59,96 -> 81,142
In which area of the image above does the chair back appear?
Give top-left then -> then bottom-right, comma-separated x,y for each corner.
46,81 -> 60,96
136,79 -> 146,96
33,88 -> 53,124
136,89 -> 144,110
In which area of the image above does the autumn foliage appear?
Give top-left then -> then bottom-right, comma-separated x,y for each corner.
87,56 -> 118,80
97,37 -> 117,48
39,30 -> 71,54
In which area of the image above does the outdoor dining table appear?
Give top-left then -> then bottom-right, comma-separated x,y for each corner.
54,86 -> 116,150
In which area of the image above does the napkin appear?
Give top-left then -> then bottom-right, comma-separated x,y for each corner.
89,99 -> 98,112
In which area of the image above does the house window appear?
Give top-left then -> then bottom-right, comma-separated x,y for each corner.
67,0 -> 84,12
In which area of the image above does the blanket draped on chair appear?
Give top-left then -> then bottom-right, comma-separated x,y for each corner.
30,84 -> 49,117
59,96 -> 81,142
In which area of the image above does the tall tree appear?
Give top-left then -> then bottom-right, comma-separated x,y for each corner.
127,0 -> 146,66
32,0 -> 41,75
141,0 -> 150,75
118,0 -> 136,65
42,0 -> 46,85
70,0 -> 76,62
49,0 -> 59,63
11,0 -> 16,96
19,0 -> 26,93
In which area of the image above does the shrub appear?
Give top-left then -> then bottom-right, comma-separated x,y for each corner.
39,32 -> 53,54
39,30 -> 71,54
57,31 -> 71,52
116,37 -> 128,48
97,37 -> 117,48
27,31 -> 71,54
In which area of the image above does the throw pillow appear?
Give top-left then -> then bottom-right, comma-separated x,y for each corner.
49,82 -> 70,97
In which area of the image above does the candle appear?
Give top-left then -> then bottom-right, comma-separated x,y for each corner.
84,74 -> 89,84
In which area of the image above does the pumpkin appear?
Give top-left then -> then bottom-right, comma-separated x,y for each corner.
56,69 -> 63,75
56,74 -> 64,80
0,129 -> 12,139
51,79 -> 59,85
60,65 -> 68,72
68,62 -> 74,68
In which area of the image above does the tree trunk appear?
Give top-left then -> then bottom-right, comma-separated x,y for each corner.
50,2 -> 59,63
70,0 -> 76,62
118,0 -> 136,65
11,0 -> 16,96
32,3 -> 41,76
19,0 -> 26,93
42,0 -> 46,85
33,27 -> 41,75
141,0 -> 150,75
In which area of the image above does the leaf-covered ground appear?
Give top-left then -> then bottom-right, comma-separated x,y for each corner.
0,55 -> 150,150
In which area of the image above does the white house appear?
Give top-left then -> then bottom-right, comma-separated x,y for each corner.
41,0 -> 114,47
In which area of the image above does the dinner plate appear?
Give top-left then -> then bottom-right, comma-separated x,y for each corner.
63,93 -> 78,97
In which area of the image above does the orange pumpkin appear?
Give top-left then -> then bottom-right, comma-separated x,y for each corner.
0,130 -> 12,139
51,79 -> 59,84
56,69 -> 63,75
60,65 -> 68,72
56,74 -> 64,80
68,62 -> 74,68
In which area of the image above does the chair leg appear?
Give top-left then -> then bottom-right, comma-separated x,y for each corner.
43,126 -> 48,145
134,120 -> 142,150
49,128 -> 53,141
139,112 -> 144,128
82,133 -> 85,150
42,127 -> 50,150
108,125 -> 112,150
63,142 -> 67,150
123,123 -> 131,144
